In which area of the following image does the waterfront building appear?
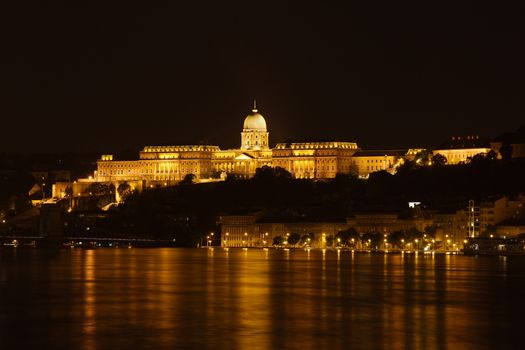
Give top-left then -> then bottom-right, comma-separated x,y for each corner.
431,210 -> 469,249
219,212 -> 347,248
477,195 -> 525,235
219,208 -> 433,248
345,213 -> 432,235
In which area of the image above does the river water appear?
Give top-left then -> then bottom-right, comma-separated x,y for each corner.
0,248 -> 523,349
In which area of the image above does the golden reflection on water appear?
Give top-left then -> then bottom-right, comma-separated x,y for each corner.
1,249 -> 523,350
82,250 -> 96,350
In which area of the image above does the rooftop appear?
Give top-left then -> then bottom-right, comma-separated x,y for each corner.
435,135 -> 491,150
353,149 -> 407,157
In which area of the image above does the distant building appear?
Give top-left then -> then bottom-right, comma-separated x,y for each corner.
219,209 -> 432,248
272,141 -> 358,179
219,212 -> 347,248
349,150 -> 406,177
478,196 -> 525,235
83,103 -> 418,189
495,221 -> 525,238
346,213 -> 432,234
433,135 -> 491,164
491,125 -> 525,159
431,209 -> 469,247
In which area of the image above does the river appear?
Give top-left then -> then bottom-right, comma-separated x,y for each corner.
0,248 -> 523,349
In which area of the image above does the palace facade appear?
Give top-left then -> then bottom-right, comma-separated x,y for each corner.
93,104 -> 413,187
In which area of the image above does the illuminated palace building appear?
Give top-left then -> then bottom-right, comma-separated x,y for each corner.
94,103 -> 414,187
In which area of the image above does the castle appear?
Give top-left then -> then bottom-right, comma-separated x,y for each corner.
92,103 -> 416,189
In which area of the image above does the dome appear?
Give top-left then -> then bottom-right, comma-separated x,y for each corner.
243,108 -> 267,130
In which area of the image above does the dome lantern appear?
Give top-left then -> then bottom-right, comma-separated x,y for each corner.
243,100 -> 267,130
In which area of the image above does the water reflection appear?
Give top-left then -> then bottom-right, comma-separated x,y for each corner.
82,250 -> 96,350
0,249 -> 524,349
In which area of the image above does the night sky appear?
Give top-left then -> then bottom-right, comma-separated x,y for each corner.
2,1 -> 524,153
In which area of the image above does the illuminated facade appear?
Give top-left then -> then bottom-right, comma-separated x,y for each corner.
92,103 -> 417,187
272,142 -> 358,179
219,213 -> 347,248
94,104 -> 362,185
350,150 -> 407,177
433,136 -> 491,164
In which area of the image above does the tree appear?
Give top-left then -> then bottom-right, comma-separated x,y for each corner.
405,228 -> 423,249
287,233 -> 301,246
424,225 -> 436,238
225,173 -> 239,182
500,143 -> 513,159
210,170 -> 222,179
388,230 -> 406,248
361,232 -> 383,249
86,182 -> 114,196
397,159 -> 416,173
117,182 -> 133,202
336,227 -> 360,246
180,174 -> 196,185
254,166 -> 292,182
325,235 -> 334,247
414,150 -> 432,166
470,153 -> 488,164
486,150 -> 498,161
431,153 -> 447,166
85,183 -> 115,208
300,232 -> 315,246
272,236 -> 284,246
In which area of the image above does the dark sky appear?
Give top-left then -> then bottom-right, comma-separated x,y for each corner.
2,1 -> 524,153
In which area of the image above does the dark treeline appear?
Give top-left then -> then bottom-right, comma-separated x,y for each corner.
92,158 -> 525,245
